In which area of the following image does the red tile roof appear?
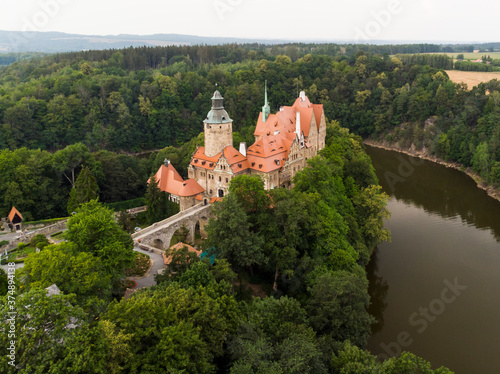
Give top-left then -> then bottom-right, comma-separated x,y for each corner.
163,242 -> 202,265
191,92 -> 323,177
312,104 -> 323,131
8,207 -> 23,223
150,163 -> 205,197
190,147 -> 221,170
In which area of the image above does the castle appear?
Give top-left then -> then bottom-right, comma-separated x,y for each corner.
151,87 -> 327,211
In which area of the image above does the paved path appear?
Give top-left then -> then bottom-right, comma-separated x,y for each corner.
0,239 -> 164,290
129,245 -> 164,288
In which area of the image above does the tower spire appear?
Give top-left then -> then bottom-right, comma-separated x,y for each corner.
262,80 -> 270,122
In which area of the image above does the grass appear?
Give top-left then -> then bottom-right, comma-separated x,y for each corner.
50,231 -> 65,239
1,246 -> 37,264
419,52 -> 500,60
445,70 -> 500,89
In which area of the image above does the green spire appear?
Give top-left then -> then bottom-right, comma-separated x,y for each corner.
262,80 -> 270,122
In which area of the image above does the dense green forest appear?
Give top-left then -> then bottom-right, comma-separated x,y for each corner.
1,44 -> 500,221
0,123 -> 452,373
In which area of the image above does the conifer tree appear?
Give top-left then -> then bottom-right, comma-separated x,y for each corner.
67,166 -> 99,214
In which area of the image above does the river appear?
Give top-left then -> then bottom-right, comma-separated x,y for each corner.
365,145 -> 500,373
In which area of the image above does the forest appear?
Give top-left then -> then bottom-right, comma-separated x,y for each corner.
0,43 -> 485,371
0,120 -> 452,373
1,44 -> 500,221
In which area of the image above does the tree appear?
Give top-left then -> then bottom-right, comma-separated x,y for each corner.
0,268 -> 7,296
306,271 -> 375,348
104,284 -> 241,373
19,242 -> 112,306
67,166 -> 100,214
228,296 -> 327,374
472,141 -> 491,180
0,289 -> 92,374
65,200 -> 134,285
52,143 -> 94,188
144,175 -> 178,224
205,193 -> 265,271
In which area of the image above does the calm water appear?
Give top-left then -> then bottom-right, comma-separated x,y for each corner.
365,146 -> 500,374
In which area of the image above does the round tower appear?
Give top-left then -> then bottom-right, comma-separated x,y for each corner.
204,90 -> 233,157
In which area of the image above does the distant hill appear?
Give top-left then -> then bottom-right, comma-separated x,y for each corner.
0,30 -> 294,53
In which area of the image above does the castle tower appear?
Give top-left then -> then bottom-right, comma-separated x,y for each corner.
204,90 -> 233,157
262,80 -> 270,122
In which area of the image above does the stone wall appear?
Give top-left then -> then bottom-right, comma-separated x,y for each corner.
2,220 -> 68,252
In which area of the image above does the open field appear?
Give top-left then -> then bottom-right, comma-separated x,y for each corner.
420,52 -> 500,60
445,70 -> 500,89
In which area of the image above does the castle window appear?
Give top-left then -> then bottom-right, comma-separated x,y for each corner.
219,176 -> 221,182
226,178 -> 228,183
210,189 -> 213,194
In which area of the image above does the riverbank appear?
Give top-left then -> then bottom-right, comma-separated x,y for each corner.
364,139 -> 500,203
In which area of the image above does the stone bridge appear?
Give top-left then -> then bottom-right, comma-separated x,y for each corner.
131,203 -> 211,254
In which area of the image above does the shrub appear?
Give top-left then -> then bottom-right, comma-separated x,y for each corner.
30,234 -> 50,250
124,252 -> 151,277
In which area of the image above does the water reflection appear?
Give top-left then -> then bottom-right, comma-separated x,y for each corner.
366,246 -> 389,334
366,146 -> 500,241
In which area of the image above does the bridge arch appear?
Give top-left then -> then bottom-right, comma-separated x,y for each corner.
132,203 -> 211,252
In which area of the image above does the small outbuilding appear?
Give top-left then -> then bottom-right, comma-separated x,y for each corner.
8,207 -> 23,231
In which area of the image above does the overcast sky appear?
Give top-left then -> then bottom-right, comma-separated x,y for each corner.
0,0 -> 498,43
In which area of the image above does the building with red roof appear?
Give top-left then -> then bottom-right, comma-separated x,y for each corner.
7,206 -> 23,231
149,161 -> 206,211
188,85 -> 326,195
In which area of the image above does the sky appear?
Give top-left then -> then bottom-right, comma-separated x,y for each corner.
0,0 -> 499,43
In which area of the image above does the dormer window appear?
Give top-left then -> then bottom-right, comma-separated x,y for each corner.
238,163 -> 242,168
251,162 -> 255,167
275,160 -> 280,166
194,159 -> 198,163
201,161 -> 206,165
259,164 -> 263,169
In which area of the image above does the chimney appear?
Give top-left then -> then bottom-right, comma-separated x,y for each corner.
295,111 -> 301,138
239,142 -> 247,157
299,91 -> 306,102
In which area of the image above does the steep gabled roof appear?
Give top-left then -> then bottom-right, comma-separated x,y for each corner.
190,147 -> 221,170
223,146 -> 250,173
312,104 -> 324,130
150,163 -> 205,197
8,206 -> 23,223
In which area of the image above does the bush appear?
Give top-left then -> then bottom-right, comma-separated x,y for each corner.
124,252 -> 151,277
0,240 -> 8,247
30,234 -> 50,250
